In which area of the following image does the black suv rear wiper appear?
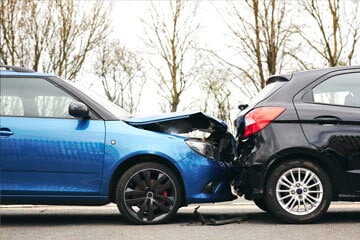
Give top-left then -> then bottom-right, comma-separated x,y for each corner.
238,104 -> 249,110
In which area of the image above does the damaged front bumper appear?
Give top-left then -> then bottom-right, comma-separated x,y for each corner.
127,111 -> 238,202
179,150 -> 237,203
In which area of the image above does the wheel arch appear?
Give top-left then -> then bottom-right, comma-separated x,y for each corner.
264,148 -> 349,200
108,154 -> 186,205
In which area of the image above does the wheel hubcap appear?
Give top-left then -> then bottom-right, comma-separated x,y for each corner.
276,167 -> 323,215
123,168 -> 176,222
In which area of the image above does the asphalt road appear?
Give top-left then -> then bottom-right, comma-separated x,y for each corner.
1,198 -> 360,240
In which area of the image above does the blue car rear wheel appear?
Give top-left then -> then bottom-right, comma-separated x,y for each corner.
116,162 -> 182,224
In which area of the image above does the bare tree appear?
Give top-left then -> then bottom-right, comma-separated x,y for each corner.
44,0 -> 109,80
0,0 -> 110,81
0,0 -> 18,65
142,0 -> 200,112
201,66 -> 232,124
299,0 -> 360,67
94,41 -> 145,114
0,0 -> 52,69
216,0 -> 297,93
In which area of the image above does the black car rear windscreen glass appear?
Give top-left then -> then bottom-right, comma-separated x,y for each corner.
249,81 -> 287,106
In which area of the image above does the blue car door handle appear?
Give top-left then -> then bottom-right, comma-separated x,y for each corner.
0,128 -> 14,137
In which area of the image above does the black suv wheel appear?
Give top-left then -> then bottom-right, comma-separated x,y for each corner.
265,159 -> 332,223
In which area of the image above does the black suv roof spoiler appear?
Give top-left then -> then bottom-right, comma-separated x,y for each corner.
0,65 -> 35,73
266,73 -> 292,85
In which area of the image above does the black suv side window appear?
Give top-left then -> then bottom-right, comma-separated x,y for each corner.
312,72 -> 360,107
0,77 -> 76,118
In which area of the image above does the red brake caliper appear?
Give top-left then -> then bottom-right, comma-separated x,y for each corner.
159,184 -> 168,205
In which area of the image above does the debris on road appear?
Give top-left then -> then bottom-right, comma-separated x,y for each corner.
194,206 -> 250,226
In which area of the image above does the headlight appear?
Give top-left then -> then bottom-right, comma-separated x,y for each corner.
185,139 -> 219,160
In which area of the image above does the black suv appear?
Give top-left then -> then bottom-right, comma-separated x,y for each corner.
234,66 -> 360,223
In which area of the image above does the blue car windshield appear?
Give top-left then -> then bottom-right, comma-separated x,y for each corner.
66,80 -> 131,120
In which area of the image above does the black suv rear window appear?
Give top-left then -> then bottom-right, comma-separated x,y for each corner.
249,81 -> 287,105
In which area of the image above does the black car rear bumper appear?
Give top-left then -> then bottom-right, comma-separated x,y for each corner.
232,159 -> 265,200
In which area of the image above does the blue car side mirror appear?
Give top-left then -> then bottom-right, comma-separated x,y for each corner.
69,102 -> 89,119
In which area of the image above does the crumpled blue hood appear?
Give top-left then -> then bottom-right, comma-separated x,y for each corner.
126,111 -> 227,134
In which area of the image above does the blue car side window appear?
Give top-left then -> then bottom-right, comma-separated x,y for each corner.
0,95 -> 24,116
0,77 -> 76,118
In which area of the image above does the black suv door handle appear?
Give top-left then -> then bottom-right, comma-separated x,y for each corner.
313,116 -> 341,125
0,128 -> 14,137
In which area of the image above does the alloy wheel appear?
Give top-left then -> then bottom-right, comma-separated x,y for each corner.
275,167 -> 323,215
123,168 -> 177,223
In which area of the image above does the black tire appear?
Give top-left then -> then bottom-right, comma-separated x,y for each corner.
265,159 -> 332,223
253,198 -> 269,212
116,162 -> 182,224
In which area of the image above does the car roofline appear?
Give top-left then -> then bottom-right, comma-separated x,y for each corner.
0,65 -> 56,77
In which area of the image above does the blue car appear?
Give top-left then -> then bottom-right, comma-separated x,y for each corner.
0,65 -> 236,224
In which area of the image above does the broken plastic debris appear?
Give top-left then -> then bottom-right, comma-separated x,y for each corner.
194,206 -> 249,226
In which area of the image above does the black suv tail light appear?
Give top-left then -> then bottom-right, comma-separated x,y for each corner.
243,107 -> 286,138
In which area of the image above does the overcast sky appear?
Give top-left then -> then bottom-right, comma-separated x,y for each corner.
109,1 -> 228,51
88,1 -> 238,116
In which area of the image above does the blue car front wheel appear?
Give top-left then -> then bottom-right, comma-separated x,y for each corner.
116,162 -> 182,224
